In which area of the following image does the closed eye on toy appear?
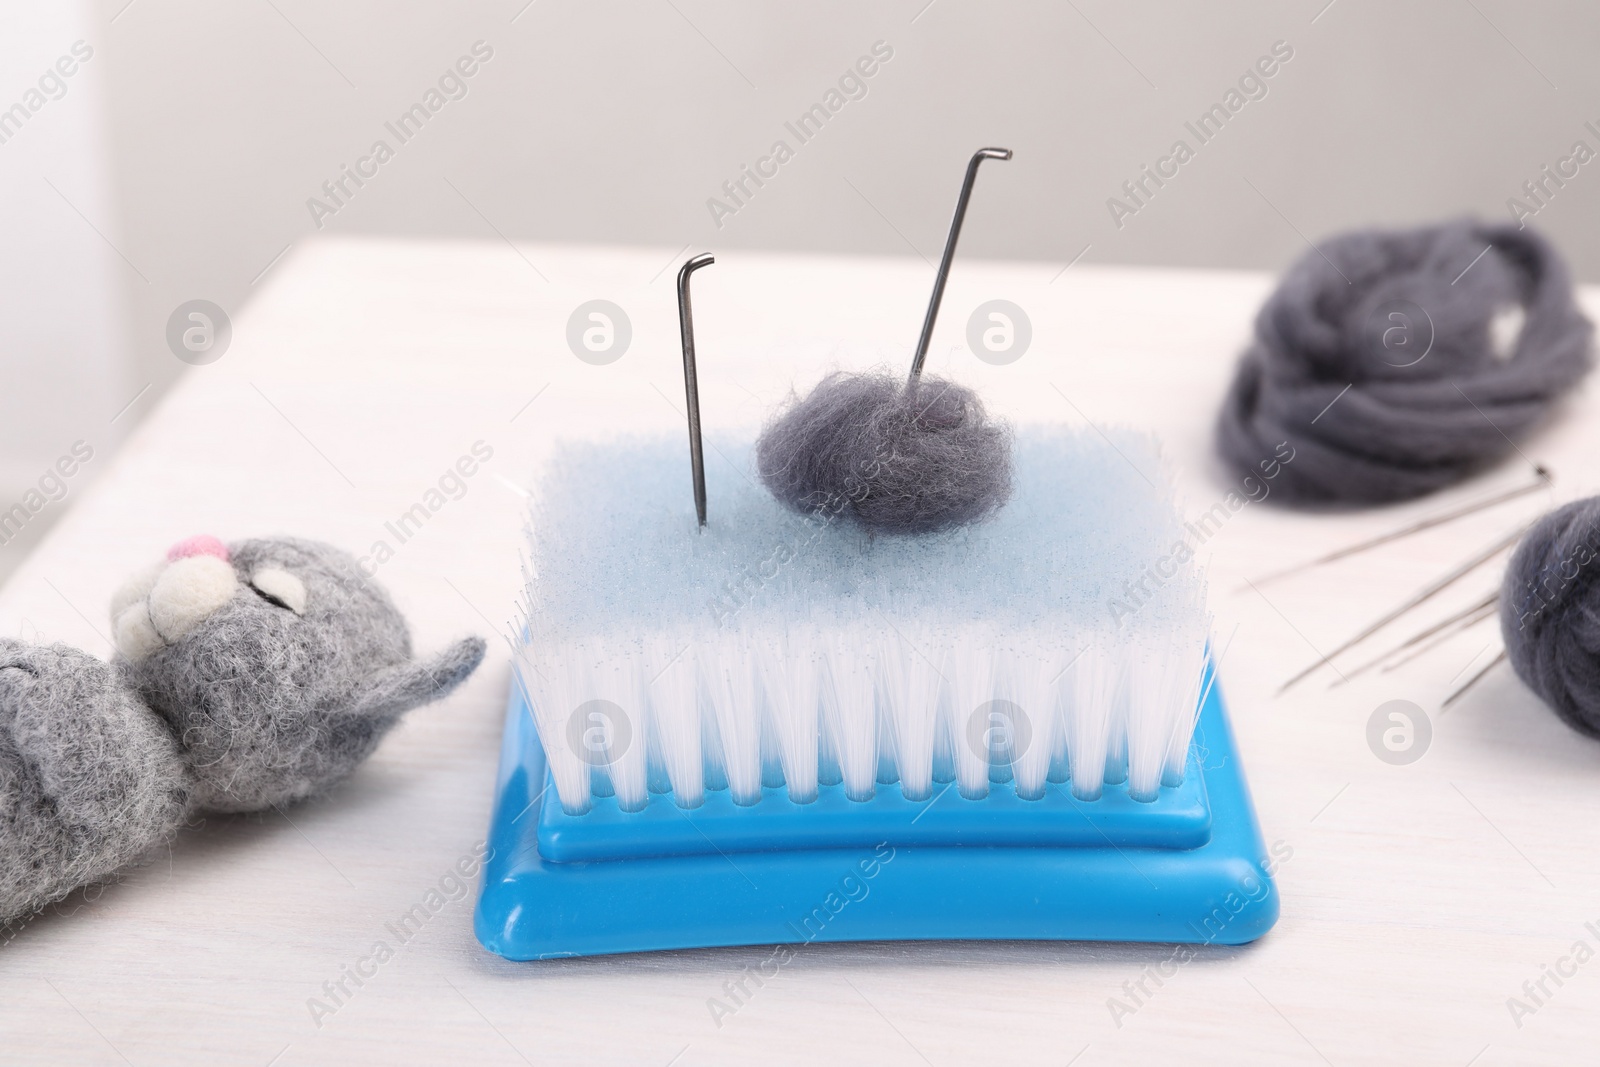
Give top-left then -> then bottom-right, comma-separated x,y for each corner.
248,567 -> 307,615
250,586 -> 293,611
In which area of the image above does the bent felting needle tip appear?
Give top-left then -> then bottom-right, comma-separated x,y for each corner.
907,147 -> 1011,386
677,252 -> 715,530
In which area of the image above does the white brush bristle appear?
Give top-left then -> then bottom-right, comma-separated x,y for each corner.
511,427 -> 1212,816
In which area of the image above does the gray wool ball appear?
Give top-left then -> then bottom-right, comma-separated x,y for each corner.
0,536 -> 484,925
1500,498 -> 1600,739
1216,220 -> 1593,506
756,370 -> 1013,535
0,640 -> 188,926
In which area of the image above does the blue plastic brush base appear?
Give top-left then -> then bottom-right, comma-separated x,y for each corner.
474,669 -> 1280,960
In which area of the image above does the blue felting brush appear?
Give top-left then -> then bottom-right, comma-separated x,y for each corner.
475,150 -> 1279,960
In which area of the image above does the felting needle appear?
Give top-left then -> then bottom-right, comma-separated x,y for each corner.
1443,648 -> 1508,709
907,147 -> 1011,385
677,252 -> 715,530
1328,590 -> 1498,687
1279,522 -> 1531,693
1241,465 -> 1549,591
1379,599 -> 1498,674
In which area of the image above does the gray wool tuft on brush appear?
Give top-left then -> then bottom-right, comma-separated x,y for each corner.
0,535 -> 484,925
1216,220 -> 1593,506
756,370 -> 1013,535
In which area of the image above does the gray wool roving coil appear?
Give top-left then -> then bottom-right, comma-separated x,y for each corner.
755,370 -> 1013,535
1216,220 -> 1593,506
0,536 -> 484,926
1501,498 -> 1600,739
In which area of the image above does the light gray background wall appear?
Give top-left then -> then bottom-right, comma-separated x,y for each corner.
0,1 -> 130,572
4,0 -> 1600,578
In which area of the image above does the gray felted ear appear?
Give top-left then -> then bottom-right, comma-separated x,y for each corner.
351,636 -> 487,721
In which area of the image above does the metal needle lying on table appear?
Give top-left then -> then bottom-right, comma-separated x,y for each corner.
1329,591 -> 1499,687
1279,523 -> 1530,693
1380,598 -> 1499,674
1241,466 -> 1549,591
1444,648 -> 1508,709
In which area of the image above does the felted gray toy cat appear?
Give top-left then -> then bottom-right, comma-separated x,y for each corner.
0,535 -> 485,926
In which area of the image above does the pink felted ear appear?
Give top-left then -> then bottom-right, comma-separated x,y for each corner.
167,534 -> 230,563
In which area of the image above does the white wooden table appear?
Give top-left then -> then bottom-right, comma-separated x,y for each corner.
3,238 -> 1597,1066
